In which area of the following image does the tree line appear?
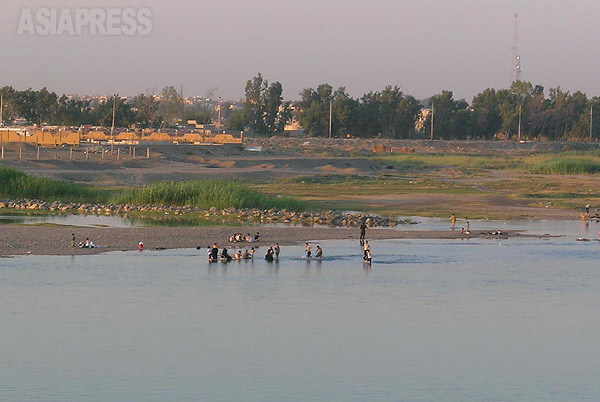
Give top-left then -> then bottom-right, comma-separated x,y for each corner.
0,85 -> 214,129
290,80 -> 600,141
2,76 -> 600,140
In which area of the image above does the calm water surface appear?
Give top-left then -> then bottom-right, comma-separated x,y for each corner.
1,238 -> 599,401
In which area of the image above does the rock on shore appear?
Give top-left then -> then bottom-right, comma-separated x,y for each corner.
0,199 -> 410,227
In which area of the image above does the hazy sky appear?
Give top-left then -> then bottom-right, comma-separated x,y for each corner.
1,0 -> 599,101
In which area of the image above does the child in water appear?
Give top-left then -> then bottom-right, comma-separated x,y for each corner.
364,248 -> 372,264
305,243 -> 312,259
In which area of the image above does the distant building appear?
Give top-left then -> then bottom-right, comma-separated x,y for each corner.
280,104 -> 302,135
415,108 -> 431,132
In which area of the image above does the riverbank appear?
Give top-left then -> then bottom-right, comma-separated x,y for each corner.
0,225 -> 544,257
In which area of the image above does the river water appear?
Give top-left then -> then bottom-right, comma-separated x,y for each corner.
1,235 -> 599,401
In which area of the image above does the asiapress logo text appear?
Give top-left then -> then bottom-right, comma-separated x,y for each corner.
17,8 -> 153,36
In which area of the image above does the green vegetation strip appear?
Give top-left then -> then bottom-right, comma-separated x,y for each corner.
0,167 -> 304,211
529,159 -> 600,174
114,180 -> 304,210
0,166 -> 107,203
375,150 -> 600,175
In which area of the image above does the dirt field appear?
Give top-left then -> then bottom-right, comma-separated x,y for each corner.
1,139 -> 599,220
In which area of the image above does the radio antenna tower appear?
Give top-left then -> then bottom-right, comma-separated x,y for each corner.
512,13 -> 522,82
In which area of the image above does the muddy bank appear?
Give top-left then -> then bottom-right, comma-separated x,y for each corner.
0,225 -> 542,257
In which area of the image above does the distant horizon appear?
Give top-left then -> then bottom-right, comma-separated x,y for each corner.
2,0 -> 600,100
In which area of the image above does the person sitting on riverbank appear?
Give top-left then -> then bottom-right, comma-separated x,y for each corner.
79,238 -> 96,248
246,233 -> 254,242
229,233 -> 245,243
486,230 -> 504,236
255,232 -> 261,242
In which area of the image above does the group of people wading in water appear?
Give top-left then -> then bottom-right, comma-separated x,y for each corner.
204,220 -> 374,265
205,242 -> 281,263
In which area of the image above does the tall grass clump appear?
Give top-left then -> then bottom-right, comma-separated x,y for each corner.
530,159 -> 600,175
0,167 -> 106,202
114,180 -> 305,211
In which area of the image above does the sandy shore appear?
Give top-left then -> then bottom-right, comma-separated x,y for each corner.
0,225 -> 541,257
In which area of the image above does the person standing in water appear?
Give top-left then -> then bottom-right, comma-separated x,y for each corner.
450,213 -> 456,230
265,247 -> 274,262
466,219 -> 470,233
274,243 -> 280,260
211,243 -> 219,262
305,243 -> 312,259
586,204 -> 591,220
363,240 -> 370,260
316,245 -> 323,260
360,220 -> 368,244
364,248 -> 372,265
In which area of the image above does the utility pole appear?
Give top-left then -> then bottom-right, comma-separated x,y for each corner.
0,93 -> 3,126
590,104 -> 594,142
111,94 -> 116,155
217,97 -> 222,132
328,100 -> 333,138
430,103 -> 434,141
518,103 -> 522,141
111,95 -> 116,136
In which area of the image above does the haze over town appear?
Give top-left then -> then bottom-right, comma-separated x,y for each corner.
1,0 -> 599,100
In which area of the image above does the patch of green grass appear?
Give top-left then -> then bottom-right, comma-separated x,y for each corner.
0,166 -> 107,202
375,153 -> 517,170
530,159 -> 600,175
256,175 -> 480,202
0,168 -> 305,211
523,191 -> 599,199
113,180 -> 305,211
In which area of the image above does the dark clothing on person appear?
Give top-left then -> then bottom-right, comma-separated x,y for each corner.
360,223 -> 367,241
221,248 -> 232,262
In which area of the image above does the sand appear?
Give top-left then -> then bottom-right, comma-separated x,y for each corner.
0,225 -> 538,257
